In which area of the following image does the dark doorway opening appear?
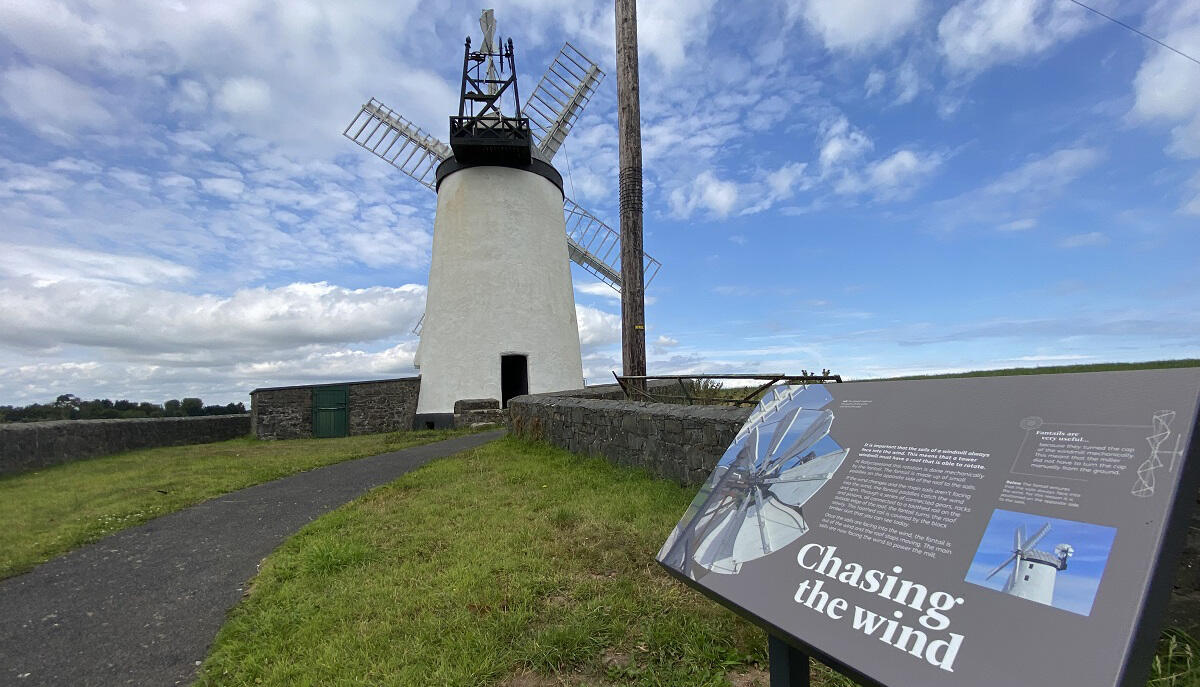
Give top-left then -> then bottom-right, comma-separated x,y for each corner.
501,354 -> 529,408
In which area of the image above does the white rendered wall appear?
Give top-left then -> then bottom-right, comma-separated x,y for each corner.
1007,558 -> 1057,605
415,165 -> 584,414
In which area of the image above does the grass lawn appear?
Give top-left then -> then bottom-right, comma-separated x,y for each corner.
196,437 -> 1199,687
0,428 -> 479,580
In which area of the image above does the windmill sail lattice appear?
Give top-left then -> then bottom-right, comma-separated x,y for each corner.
344,99 -> 452,191
524,42 -> 604,161
565,200 -> 661,290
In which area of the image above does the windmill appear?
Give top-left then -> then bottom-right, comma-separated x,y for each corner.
343,11 -> 661,422
984,522 -> 1073,606
658,384 -> 849,577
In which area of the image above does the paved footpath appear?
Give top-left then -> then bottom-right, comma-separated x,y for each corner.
1,430 -> 504,687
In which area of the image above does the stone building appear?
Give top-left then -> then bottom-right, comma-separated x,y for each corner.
250,377 -> 421,440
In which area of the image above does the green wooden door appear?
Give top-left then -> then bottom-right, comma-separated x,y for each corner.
312,386 -> 349,438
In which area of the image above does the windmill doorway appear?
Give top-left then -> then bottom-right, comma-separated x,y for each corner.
501,354 -> 528,408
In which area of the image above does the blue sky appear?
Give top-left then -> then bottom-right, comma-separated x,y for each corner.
0,0 -> 1198,406
965,508 -> 1117,615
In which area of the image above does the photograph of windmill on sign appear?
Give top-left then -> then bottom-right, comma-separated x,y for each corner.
965,508 -> 1117,616
657,383 -> 849,579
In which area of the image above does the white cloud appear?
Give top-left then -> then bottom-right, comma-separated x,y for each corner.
638,0 -> 718,70
0,244 -> 193,286
575,282 -> 620,300
868,149 -> 942,194
793,0 -> 924,52
1184,173 -> 1200,216
576,304 -> 621,347
864,68 -> 886,97
938,0 -> 1097,73
984,147 -> 1103,195
1059,232 -> 1109,248
669,170 -> 739,219
199,177 -> 246,199
834,149 -> 944,198
215,76 -> 271,115
0,65 -> 113,139
1130,4 -> 1200,159
998,218 -> 1037,232
170,79 -> 208,114
819,116 -> 874,172
894,61 -> 920,104
0,280 -> 427,355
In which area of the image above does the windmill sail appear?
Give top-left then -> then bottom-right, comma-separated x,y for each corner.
343,99 -> 452,190
565,199 -> 662,291
524,42 -> 605,161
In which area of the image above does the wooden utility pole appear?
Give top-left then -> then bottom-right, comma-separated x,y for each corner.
615,0 -> 646,389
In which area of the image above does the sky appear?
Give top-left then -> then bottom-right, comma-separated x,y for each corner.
965,508 -> 1116,615
0,0 -> 1198,407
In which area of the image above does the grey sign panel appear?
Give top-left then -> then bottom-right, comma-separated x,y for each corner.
657,369 -> 1200,687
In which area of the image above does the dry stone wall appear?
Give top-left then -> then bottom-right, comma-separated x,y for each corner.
349,379 -> 421,435
0,415 -> 250,475
251,386 -> 311,440
508,387 -> 750,485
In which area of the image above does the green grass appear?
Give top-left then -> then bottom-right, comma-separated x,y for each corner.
0,428 -> 479,579
198,437 -> 769,687
1150,629 -> 1200,687
198,437 -> 1200,687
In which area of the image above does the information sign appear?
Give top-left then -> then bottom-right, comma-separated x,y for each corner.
657,370 -> 1200,687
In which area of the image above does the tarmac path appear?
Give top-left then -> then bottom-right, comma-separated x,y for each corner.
0,429 -> 505,686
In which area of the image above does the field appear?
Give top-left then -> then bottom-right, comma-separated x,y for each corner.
198,437 -> 1200,687
0,428 -> 478,579
664,358 -> 1200,407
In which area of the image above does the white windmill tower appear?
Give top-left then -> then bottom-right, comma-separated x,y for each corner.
343,11 -> 661,424
984,522 -> 1074,606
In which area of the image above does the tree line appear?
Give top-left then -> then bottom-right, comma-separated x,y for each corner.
0,395 -> 247,423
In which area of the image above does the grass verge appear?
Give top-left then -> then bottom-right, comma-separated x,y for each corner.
0,428 -> 479,579
196,437 -> 1199,686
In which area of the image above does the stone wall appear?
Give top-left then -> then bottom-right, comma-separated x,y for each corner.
508,387 -> 750,485
508,384 -> 1200,633
251,386 -> 311,440
0,415 -> 251,475
349,378 -> 421,435
453,398 -> 505,428
251,377 -> 420,440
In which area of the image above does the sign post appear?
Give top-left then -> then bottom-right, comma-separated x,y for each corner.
768,634 -> 810,687
658,370 -> 1200,687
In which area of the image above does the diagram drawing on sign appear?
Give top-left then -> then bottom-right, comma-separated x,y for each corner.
657,384 -> 849,578
1131,410 -> 1184,497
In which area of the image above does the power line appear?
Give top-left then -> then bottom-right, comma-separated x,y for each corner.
1065,0 -> 1200,67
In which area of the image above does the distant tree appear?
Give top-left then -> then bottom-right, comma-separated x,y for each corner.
54,394 -> 80,420
181,398 -> 204,417
138,402 -> 163,417
164,399 -> 182,417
